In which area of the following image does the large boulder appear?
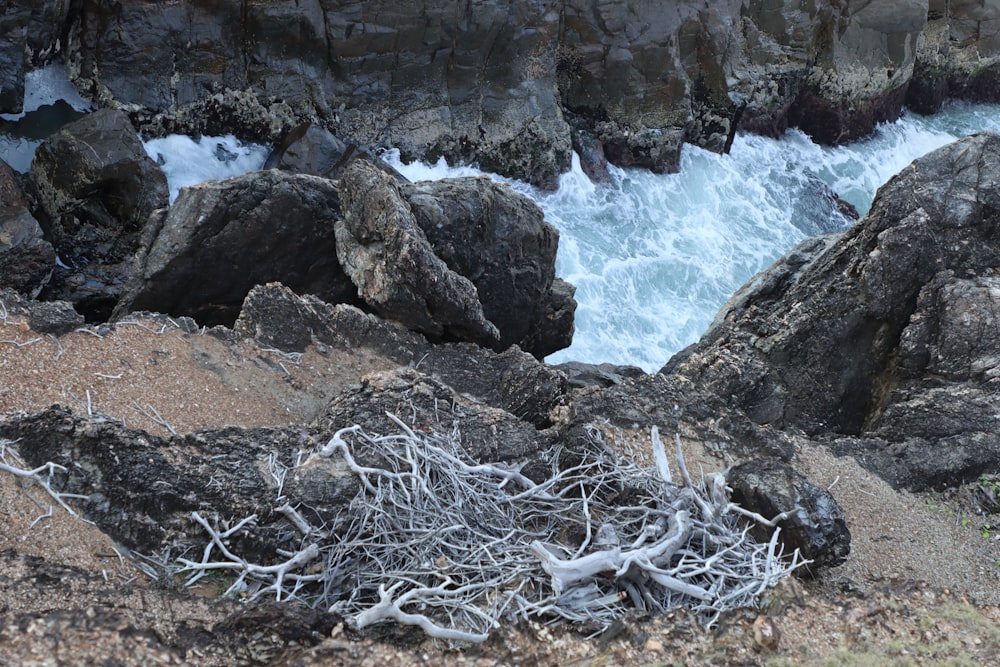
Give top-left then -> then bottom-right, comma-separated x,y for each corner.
665,133 -> 1000,436
335,160 -> 501,348
831,271 -> 1000,490
403,176 -> 575,358
114,170 -> 354,326
727,459 -> 851,572
29,108 -> 169,320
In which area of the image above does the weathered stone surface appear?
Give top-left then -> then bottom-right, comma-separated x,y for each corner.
115,170 -> 354,326
0,206 -> 55,297
727,459 -> 851,571
0,407 -> 319,553
908,1 -> 1000,113
313,368 -> 554,465
664,134 -> 1000,437
0,287 -> 83,334
70,0 -> 571,187
336,159 -> 500,348
0,161 -> 54,296
403,175 -> 574,358
556,361 -> 646,389
28,109 -> 168,320
263,122 -> 350,179
235,283 -> 568,428
827,272 -> 1000,490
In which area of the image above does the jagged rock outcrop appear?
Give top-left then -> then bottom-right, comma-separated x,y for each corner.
114,170 -> 354,326
403,175 -> 575,358
663,132 -> 1000,489
28,108 -> 169,320
908,0 -> 1000,113
337,159 -> 575,356
336,159 -> 501,348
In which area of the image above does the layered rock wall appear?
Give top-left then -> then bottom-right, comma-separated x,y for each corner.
5,3 -> 1000,182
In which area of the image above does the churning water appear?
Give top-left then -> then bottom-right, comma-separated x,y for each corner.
3,66 -> 1000,370
386,104 -> 1000,372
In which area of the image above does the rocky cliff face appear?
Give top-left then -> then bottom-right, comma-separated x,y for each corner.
5,2 -> 1000,185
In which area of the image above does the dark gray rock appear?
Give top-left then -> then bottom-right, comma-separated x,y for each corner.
312,368 -> 554,465
264,122 -> 350,179
556,361 -> 646,389
336,159 -> 500,348
727,459 -> 851,572
114,170 -> 355,326
29,109 -> 169,320
235,283 -> 568,428
0,406 -> 321,553
0,287 -> 83,334
0,160 -> 54,296
829,272 -> 1000,490
0,205 -> 55,296
403,175 -> 575,358
60,0 -> 955,183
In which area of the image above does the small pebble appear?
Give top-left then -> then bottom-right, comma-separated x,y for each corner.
644,639 -> 663,652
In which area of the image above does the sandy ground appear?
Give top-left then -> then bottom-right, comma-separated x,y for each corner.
2,312 -> 1000,665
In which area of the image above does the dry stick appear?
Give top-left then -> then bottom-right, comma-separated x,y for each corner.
178,511 -> 321,601
0,446 -> 81,518
129,401 -> 178,437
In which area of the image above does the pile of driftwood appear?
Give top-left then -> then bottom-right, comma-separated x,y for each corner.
3,415 -> 806,642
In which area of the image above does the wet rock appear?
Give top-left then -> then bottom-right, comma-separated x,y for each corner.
115,170 -> 354,326
0,287 -> 83,335
70,1 -> 570,187
336,159 -> 500,348
727,459 -> 851,571
235,283 -> 568,428
908,2 -> 1000,113
29,109 -> 169,320
403,175 -> 575,357
830,272 -> 1000,490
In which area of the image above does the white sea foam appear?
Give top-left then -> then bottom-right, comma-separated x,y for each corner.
142,135 -> 270,203
385,103 -> 1000,372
